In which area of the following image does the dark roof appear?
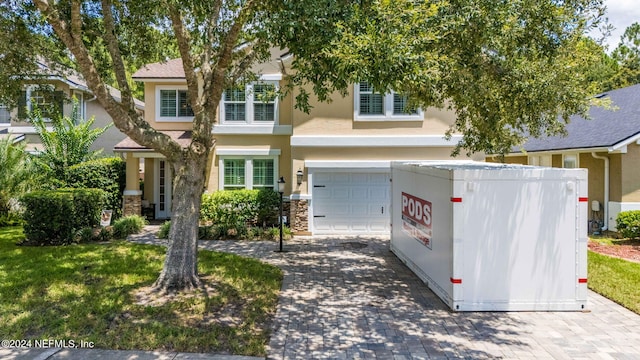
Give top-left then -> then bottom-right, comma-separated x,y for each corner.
113,131 -> 192,151
518,84 -> 640,152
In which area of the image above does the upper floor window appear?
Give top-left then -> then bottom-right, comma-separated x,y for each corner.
354,82 -> 423,121
220,81 -> 279,124
156,86 -> 194,122
18,86 -> 65,121
0,104 -> 10,123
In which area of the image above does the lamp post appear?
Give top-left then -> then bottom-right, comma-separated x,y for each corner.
276,176 -> 286,252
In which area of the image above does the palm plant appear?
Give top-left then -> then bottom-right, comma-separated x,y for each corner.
0,137 -> 34,217
30,98 -> 111,181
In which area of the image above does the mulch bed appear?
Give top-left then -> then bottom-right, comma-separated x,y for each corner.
588,238 -> 640,263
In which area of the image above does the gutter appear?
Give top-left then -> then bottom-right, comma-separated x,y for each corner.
591,152 -> 609,231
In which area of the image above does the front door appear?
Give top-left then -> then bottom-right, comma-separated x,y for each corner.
155,159 -> 172,219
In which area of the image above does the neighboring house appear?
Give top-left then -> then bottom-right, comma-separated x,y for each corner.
0,60 -> 144,155
116,49 -> 481,234
491,84 -> 640,231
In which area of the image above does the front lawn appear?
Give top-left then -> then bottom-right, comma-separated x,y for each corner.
588,250 -> 640,315
0,227 -> 282,355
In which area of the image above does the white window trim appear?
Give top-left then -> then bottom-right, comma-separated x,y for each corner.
353,83 -> 424,121
155,85 -> 194,122
219,81 -> 280,125
26,85 -> 58,122
563,154 -> 580,169
218,155 -> 279,190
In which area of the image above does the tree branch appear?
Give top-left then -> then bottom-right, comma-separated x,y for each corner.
33,0 -> 183,161
101,0 -> 135,111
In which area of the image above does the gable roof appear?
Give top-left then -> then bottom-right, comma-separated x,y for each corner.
132,47 -> 290,80
32,59 -> 145,110
517,84 -> 640,153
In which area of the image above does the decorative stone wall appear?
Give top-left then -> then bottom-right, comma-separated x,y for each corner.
123,194 -> 142,217
289,199 -> 309,234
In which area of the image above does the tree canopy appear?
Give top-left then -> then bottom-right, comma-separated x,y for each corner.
0,0 -> 607,292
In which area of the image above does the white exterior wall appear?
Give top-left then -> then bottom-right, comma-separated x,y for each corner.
608,202 -> 640,231
390,161 -> 588,311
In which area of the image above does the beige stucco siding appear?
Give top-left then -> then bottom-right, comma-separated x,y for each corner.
580,153 -> 605,206
291,87 -> 455,136
207,135 -> 292,192
609,153 -> 622,202
143,82 -> 192,131
84,99 -> 126,155
621,143 -> 640,202
290,146 -> 470,195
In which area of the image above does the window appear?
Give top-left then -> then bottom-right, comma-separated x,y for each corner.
220,81 -> 279,124
529,155 -> 552,167
354,82 -> 423,121
223,159 -> 246,190
563,154 -> 579,168
156,86 -> 194,121
0,104 -> 10,123
18,86 -> 64,121
221,157 -> 276,190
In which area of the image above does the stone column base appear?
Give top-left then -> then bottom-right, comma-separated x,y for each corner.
290,199 -> 309,234
123,191 -> 142,217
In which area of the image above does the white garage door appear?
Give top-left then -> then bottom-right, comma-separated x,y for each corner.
312,171 -> 390,234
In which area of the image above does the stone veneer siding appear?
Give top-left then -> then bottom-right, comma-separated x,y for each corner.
123,194 -> 142,217
290,199 -> 309,233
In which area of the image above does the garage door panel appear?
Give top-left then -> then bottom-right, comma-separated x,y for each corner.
312,171 -> 390,234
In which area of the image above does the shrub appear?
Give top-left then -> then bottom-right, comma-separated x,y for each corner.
0,211 -> 24,228
66,157 -> 126,219
112,215 -> 148,239
21,188 -> 105,245
616,210 -> 640,239
264,226 -> 292,241
200,189 -> 280,227
158,220 -> 171,239
75,227 -> 95,243
96,226 -> 113,242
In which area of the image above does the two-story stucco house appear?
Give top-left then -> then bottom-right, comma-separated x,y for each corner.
0,60 -> 144,155
116,50 -> 481,235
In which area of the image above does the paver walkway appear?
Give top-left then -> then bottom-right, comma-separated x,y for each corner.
130,229 -> 640,359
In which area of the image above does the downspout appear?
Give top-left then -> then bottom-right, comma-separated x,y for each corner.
591,152 -> 609,231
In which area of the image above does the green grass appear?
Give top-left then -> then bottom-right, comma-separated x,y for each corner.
588,250 -> 640,314
0,226 -> 282,355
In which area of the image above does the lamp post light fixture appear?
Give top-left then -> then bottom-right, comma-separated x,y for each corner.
276,176 -> 286,252
296,169 -> 304,186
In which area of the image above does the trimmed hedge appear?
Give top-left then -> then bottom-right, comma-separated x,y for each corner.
21,188 -> 106,245
616,210 -> 640,239
65,157 -> 126,219
200,189 -> 280,227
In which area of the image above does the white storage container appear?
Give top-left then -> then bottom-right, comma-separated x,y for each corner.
390,161 -> 588,311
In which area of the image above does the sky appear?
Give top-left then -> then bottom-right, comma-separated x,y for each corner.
601,0 -> 640,51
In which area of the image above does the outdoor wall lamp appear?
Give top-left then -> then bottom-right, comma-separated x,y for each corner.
296,169 -> 304,185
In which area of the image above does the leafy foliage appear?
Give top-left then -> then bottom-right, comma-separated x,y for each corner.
610,22 -> 640,89
616,210 -> 640,239
20,188 -> 106,245
200,189 -> 280,228
0,137 -> 35,218
30,99 -> 112,181
65,157 -> 126,219
112,215 -> 147,239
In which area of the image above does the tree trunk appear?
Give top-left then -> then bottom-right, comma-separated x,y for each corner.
152,153 -> 207,293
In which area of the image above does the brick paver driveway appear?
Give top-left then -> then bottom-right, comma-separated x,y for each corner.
132,232 -> 640,359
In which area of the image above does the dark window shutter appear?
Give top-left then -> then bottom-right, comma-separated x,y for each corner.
17,91 -> 27,120
52,90 -> 65,119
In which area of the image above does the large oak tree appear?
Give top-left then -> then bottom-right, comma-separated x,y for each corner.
0,0 -> 605,293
